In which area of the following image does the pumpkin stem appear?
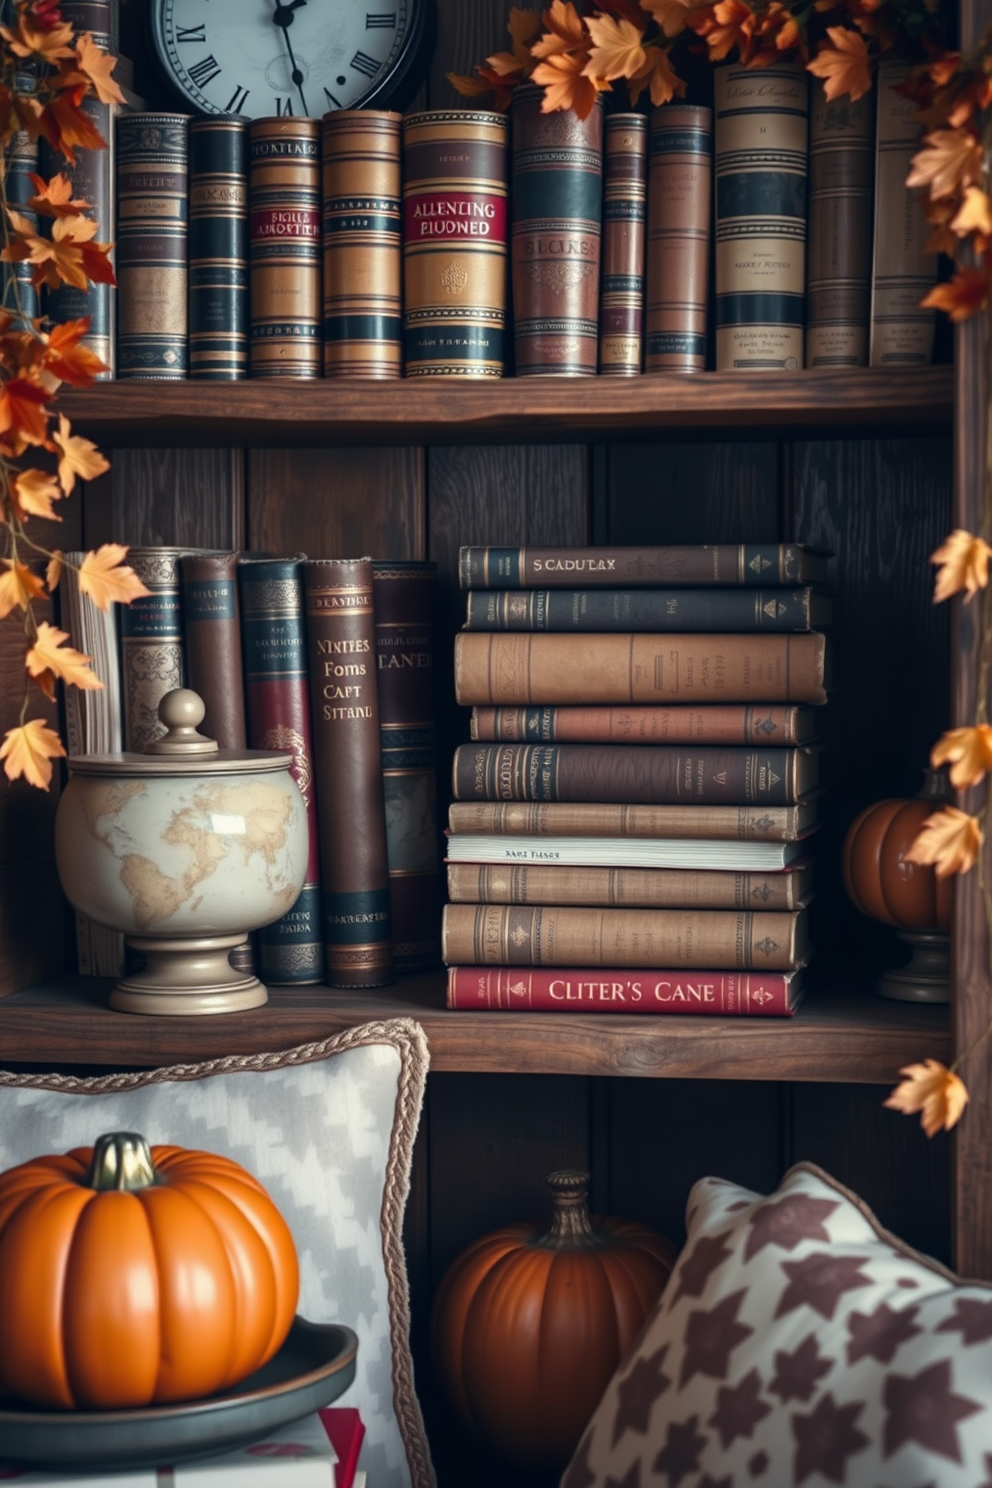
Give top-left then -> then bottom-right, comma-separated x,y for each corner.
87,1132 -> 158,1192
538,1170 -> 604,1251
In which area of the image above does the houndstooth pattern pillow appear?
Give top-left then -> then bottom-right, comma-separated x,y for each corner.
562,1161 -> 992,1488
0,1018 -> 434,1488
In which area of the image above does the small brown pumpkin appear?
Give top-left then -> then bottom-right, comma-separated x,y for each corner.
842,793 -> 952,930
430,1170 -> 677,1466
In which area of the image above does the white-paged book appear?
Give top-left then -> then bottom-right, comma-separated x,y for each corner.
445,833 -> 807,870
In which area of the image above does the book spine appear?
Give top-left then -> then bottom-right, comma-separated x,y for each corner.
511,83 -> 603,376
249,117 -> 321,379
119,547 -> 187,752
116,113 -> 189,380
188,116 -> 248,381
441,903 -> 803,969
806,80 -> 874,369
305,558 -> 393,987
714,63 -> 808,372
447,861 -> 806,911
180,551 -> 246,750
5,112 -> 38,321
321,109 -> 402,378
447,800 -> 806,840
403,109 -> 508,378
464,587 -> 820,632
869,59 -> 936,367
645,103 -> 712,373
372,560 -> 441,974
453,632 -> 829,706
239,557 -> 323,985
470,704 -> 810,745
599,113 -> 647,376
451,743 -> 806,805
446,965 -> 798,1014
458,544 -> 827,588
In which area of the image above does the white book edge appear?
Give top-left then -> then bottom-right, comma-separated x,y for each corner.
445,834 -> 803,869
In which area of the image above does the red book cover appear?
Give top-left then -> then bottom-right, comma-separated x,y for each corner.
319,1407 -> 366,1488
446,965 -> 803,1015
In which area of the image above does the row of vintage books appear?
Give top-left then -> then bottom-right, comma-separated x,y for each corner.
13,49 -> 934,380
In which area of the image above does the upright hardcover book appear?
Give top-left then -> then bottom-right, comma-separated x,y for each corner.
403,110 -> 508,377
511,84 -> 603,375
806,80 -> 874,368
870,59 -> 936,366
446,965 -> 804,1015
599,113 -> 647,375
322,109 -> 402,378
5,97 -> 38,321
714,63 -> 808,371
239,555 -> 323,986
249,117 -> 321,378
470,704 -> 817,745
646,103 -> 712,373
181,551 -> 246,750
463,587 -> 830,632
116,113 -> 189,379
459,544 -> 830,588
188,115 -> 248,380
305,558 -> 392,987
119,547 -> 189,752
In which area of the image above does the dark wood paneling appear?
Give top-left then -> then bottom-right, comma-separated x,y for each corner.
247,449 -> 424,560
84,448 -> 245,548
607,441 -> 781,543
428,0 -> 513,109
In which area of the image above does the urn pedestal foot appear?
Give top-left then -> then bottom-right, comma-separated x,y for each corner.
877,930 -> 950,1004
110,933 -> 268,1015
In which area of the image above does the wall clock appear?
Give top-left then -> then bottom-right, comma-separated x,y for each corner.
150,0 -> 435,119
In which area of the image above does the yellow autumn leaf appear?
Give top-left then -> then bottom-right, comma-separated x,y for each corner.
46,551 -> 63,593
533,50 -> 608,117
13,467 -> 63,521
930,527 -> 992,601
904,805 -> 981,877
640,0 -> 696,39
806,27 -> 872,102
74,32 -> 125,106
951,184 -> 992,237
51,411 -> 110,493
0,561 -> 46,620
447,71 -> 495,98
630,42 -> 687,107
884,1059 -> 969,1136
930,724 -> 992,789
0,719 -> 66,791
583,14 -> 647,81
906,128 -> 984,201
77,544 -> 151,611
26,620 -> 103,693
532,0 -> 588,59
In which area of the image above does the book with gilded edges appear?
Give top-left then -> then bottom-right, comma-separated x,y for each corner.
599,113 -> 647,375
646,103 -> 712,373
442,902 -> 810,970
463,587 -> 831,632
448,798 -> 818,841
445,833 -> 808,870
249,117 -> 321,378
305,558 -> 392,987
446,965 -> 804,1015
116,113 -> 189,379
470,704 -> 816,745
452,742 -> 818,805
454,632 -> 829,706
188,115 -> 248,380
806,80 -> 874,368
447,857 -> 814,911
459,544 -> 830,589
181,551 -> 246,750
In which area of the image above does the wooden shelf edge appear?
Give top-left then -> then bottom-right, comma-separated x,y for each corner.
0,975 -> 949,1083
59,366 -> 955,448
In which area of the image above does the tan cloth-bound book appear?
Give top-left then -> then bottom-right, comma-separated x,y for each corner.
646,104 -> 712,373
249,117 -> 321,378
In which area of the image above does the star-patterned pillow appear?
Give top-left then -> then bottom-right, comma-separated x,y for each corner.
561,1161 -> 992,1488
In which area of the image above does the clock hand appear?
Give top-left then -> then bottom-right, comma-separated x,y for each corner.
272,0 -> 309,113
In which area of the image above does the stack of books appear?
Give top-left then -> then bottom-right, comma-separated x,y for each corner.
443,543 -> 831,1017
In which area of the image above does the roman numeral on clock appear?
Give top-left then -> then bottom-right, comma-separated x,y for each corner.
350,49 -> 380,78
188,54 -> 222,88
225,84 -> 250,113
275,97 -> 294,115
366,11 -> 396,24
176,24 -> 206,43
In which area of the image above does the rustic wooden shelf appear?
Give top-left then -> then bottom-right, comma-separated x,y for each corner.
0,975 -> 948,1082
58,366 -> 954,448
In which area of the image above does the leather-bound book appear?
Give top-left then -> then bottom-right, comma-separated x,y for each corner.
5,89 -> 39,322
458,542 -> 830,588
116,113 -> 189,379
402,110 -> 508,377
189,116 -> 248,380
598,114 -> 647,374
322,110 -> 402,378
870,59 -> 936,366
373,561 -> 440,972
249,117 -> 321,378
120,547 -> 189,752
469,704 -> 817,745
447,858 -> 814,911
463,585 -> 831,631
714,64 -> 808,372
305,558 -> 393,987
239,555 -> 323,985
180,551 -> 246,750
807,81 -> 874,368
446,965 -> 804,1015
511,84 -> 603,375
447,798 -> 818,841
645,103 -> 712,373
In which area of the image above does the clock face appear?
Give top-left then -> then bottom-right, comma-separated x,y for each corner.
151,0 -> 428,118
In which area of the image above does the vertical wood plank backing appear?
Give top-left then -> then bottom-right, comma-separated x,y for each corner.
952,0 -> 992,1283
83,449 -> 245,548
606,442 -> 782,543
246,449 -> 425,560
428,0 -> 513,109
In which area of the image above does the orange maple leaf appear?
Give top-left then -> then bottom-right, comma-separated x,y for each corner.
951,184 -> 992,239
0,374 -> 50,451
46,551 -> 63,593
0,718 -> 66,791
640,0 -> 697,37
43,318 -> 108,386
584,14 -> 647,81
930,724 -> 992,789
904,805 -> 981,877
0,560 -> 46,620
931,527 -> 992,600
533,50 -> 607,116
51,411 -> 109,493
74,33 -> 125,106
35,83 -> 107,165
629,42 -> 688,106
807,27 -> 871,100
76,544 -> 150,611
486,48 -> 528,76
12,467 -> 62,521
532,0 -> 588,58
884,1059 -> 969,1136
26,620 -> 103,697
906,128 -> 984,200
688,0 -> 756,63
27,171 -> 91,219
447,71 -> 499,99
923,267 -> 991,322
0,14 -> 74,64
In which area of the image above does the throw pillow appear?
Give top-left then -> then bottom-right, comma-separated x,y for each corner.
563,1160 -> 992,1488
0,1017 -> 433,1488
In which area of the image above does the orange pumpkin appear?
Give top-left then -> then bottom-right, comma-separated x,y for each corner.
842,794 -> 953,930
0,1131 -> 299,1410
430,1170 -> 677,1467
